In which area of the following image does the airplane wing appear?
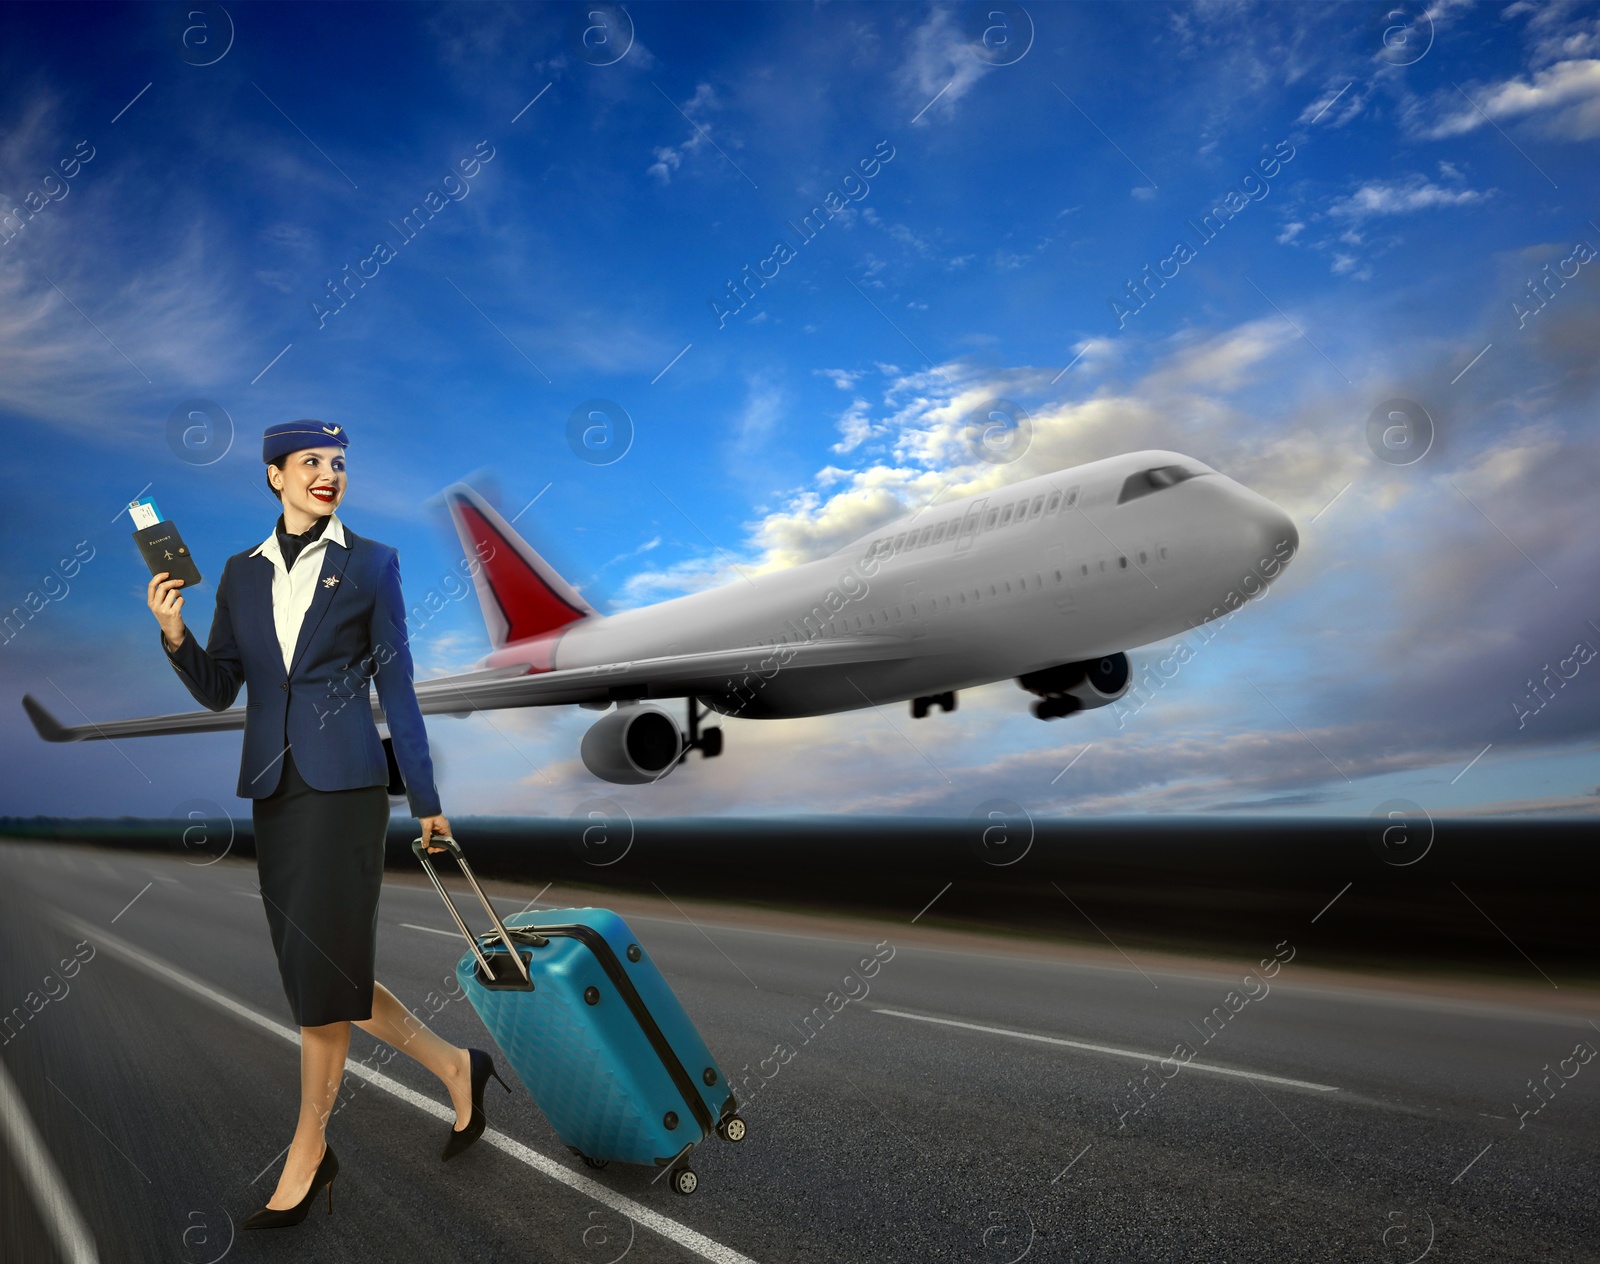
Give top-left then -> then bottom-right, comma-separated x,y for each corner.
19,665 -> 532,743
21,638 -> 908,742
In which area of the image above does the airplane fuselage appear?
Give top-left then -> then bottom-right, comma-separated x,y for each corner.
481,450 -> 1298,718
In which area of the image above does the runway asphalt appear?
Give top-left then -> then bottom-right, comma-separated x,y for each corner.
1,837 -> 1596,1263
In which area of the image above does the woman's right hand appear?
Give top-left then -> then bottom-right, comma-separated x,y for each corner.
147,571 -> 188,651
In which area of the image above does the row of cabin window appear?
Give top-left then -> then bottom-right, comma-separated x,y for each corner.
807,572 -> 1063,637
1077,544 -> 1170,575
865,486 -> 1080,560
777,544 -> 1178,642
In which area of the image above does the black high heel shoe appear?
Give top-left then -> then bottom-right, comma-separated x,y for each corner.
442,1046 -> 510,1162
242,1142 -> 338,1229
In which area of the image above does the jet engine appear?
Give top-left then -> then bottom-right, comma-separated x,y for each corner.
580,703 -> 684,783
1018,653 -> 1131,720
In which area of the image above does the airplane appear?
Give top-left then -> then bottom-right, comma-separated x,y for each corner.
22,449 -> 1298,785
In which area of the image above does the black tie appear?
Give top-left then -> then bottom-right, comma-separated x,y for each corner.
275,512 -> 331,573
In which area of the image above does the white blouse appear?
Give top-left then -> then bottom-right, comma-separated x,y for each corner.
247,512 -> 347,673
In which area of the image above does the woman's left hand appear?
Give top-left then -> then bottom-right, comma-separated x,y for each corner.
420,813 -> 453,852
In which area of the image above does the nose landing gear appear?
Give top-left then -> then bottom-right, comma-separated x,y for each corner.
911,691 -> 957,719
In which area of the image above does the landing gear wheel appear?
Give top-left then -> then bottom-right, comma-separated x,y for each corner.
671,1167 -> 698,1196
717,1115 -> 747,1143
582,1156 -> 609,1170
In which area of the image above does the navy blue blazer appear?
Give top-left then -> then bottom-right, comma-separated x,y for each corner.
161,519 -> 442,818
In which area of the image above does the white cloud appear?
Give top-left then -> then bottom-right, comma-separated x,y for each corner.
254,269 -> 297,293
1298,80 -> 1369,128
896,6 -> 991,126
814,367 -> 863,392
1060,336 -> 1118,376
1421,58 -> 1600,140
646,145 -> 681,184
1327,174 -> 1489,220
646,82 -> 719,183
598,534 -> 661,571
1144,319 -> 1298,392
731,374 -> 784,456
830,396 -> 879,454
887,221 -> 933,254
0,214 -> 252,431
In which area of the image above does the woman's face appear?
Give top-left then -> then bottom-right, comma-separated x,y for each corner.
271,446 -> 346,518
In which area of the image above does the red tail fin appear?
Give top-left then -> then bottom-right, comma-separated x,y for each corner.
443,483 -> 595,649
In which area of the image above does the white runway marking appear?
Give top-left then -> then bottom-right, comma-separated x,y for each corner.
0,1047 -> 101,1262
44,906 -> 760,1264
874,1008 -> 1340,1092
400,922 -> 461,939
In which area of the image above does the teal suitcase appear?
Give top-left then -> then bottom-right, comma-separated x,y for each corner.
412,836 -> 746,1194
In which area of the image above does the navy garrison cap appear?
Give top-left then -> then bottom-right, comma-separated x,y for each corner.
262,419 -> 350,463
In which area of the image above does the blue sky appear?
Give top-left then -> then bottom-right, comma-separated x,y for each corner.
2,0 -> 1598,822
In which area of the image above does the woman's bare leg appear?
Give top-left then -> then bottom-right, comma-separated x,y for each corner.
266,1019 -> 349,1209
353,980 -> 473,1129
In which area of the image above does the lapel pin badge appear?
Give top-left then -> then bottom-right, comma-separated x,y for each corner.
323,574 -> 340,588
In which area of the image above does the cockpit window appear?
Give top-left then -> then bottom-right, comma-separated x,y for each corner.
1118,465 -> 1198,504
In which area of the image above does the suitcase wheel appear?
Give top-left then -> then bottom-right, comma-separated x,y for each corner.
717,1114 -> 747,1143
581,1156 -> 609,1170
671,1167 -> 698,1196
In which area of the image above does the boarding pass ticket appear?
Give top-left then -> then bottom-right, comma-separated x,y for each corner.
128,497 -> 162,531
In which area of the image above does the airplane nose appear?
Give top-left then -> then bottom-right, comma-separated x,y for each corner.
1257,501 -> 1298,563
1220,478 -> 1298,576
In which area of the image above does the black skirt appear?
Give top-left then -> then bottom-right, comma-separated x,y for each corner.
251,744 -> 390,1026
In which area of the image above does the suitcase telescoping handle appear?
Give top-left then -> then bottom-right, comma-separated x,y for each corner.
410,834 -> 532,986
